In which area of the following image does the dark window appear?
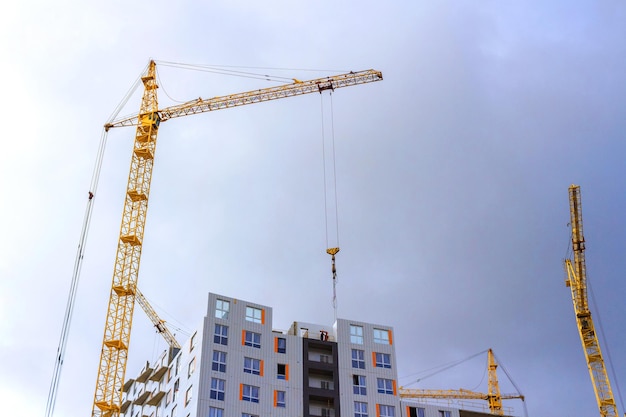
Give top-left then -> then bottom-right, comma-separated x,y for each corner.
242,385 -> 259,403
276,390 -> 286,407
210,378 -> 225,401
214,324 -> 228,345
244,357 -> 261,375
244,331 -> 261,348
379,405 -> 395,417
375,352 -> 391,368
377,378 -> 394,395
352,375 -> 366,395
277,363 -> 287,380
351,349 -> 365,369
212,351 -> 226,372
209,407 -> 223,417
277,337 -> 286,353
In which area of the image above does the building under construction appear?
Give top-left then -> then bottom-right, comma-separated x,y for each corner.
120,292 -> 513,417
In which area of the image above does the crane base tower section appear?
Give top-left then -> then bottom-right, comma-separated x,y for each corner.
121,292 -> 517,417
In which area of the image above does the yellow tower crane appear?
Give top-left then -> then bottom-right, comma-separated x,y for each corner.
399,349 -> 524,415
91,60 -> 383,417
564,184 -> 620,417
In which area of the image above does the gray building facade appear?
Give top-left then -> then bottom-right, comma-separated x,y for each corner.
120,292 -> 471,417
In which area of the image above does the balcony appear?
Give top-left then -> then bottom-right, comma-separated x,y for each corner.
308,352 -> 334,364
136,367 -> 154,383
309,403 -> 336,417
146,390 -> 166,406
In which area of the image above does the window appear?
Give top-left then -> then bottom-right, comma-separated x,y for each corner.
438,412 -> 451,417
190,332 -> 197,351
173,379 -> 180,401
408,408 -> 425,417
373,329 -> 390,344
188,357 -> 196,377
375,352 -> 391,369
172,405 -> 177,417
175,355 -> 181,376
275,390 -> 286,407
276,337 -> 286,353
210,378 -> 225,401
244,357 -> 261,375
377,378 -> 394,395
350,325 -> 364,344
379,405 -> 395,417
215,299 -> 229,319
214,324 -> 228,345
242,414 -> 259,417
244,330 -> 261,348
166,389 -> 172,405
242,384 -> 259,403
352,375 -> 366,395
185,386 -> 192,406
245,306 -> 263,323
355,401 -> 368,417
208,407 -> 223,417
212,351 -> 226,372
277,363 -> 288,380
352,349 -> 365,369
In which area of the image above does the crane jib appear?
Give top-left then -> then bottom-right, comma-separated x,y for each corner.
105,69 -> 382,129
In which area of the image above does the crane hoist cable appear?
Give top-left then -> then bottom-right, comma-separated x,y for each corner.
320,90 -> 340,322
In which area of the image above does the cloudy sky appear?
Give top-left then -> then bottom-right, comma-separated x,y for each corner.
1,1 -> 625,417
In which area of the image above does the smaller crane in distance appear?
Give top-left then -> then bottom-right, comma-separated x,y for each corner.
134,288 -> 181,352
564,184 -> 621,417
399,349 -> 525,415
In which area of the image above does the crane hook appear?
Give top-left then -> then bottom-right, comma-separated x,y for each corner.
327,247 -> 339,277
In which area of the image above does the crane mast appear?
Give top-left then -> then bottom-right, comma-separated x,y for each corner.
91,61 -> 382,417
92,61 -> 160,417
487,348 -> 504,414
565,184 -> 618,417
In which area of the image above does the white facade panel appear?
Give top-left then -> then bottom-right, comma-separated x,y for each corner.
335,319 -> 401,417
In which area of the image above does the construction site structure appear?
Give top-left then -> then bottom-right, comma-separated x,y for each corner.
399,349 -> 524,416
119,292 -> 518,417
564,184 -> 620,417
91,61 -> 383,417
134,288 -> 181,358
